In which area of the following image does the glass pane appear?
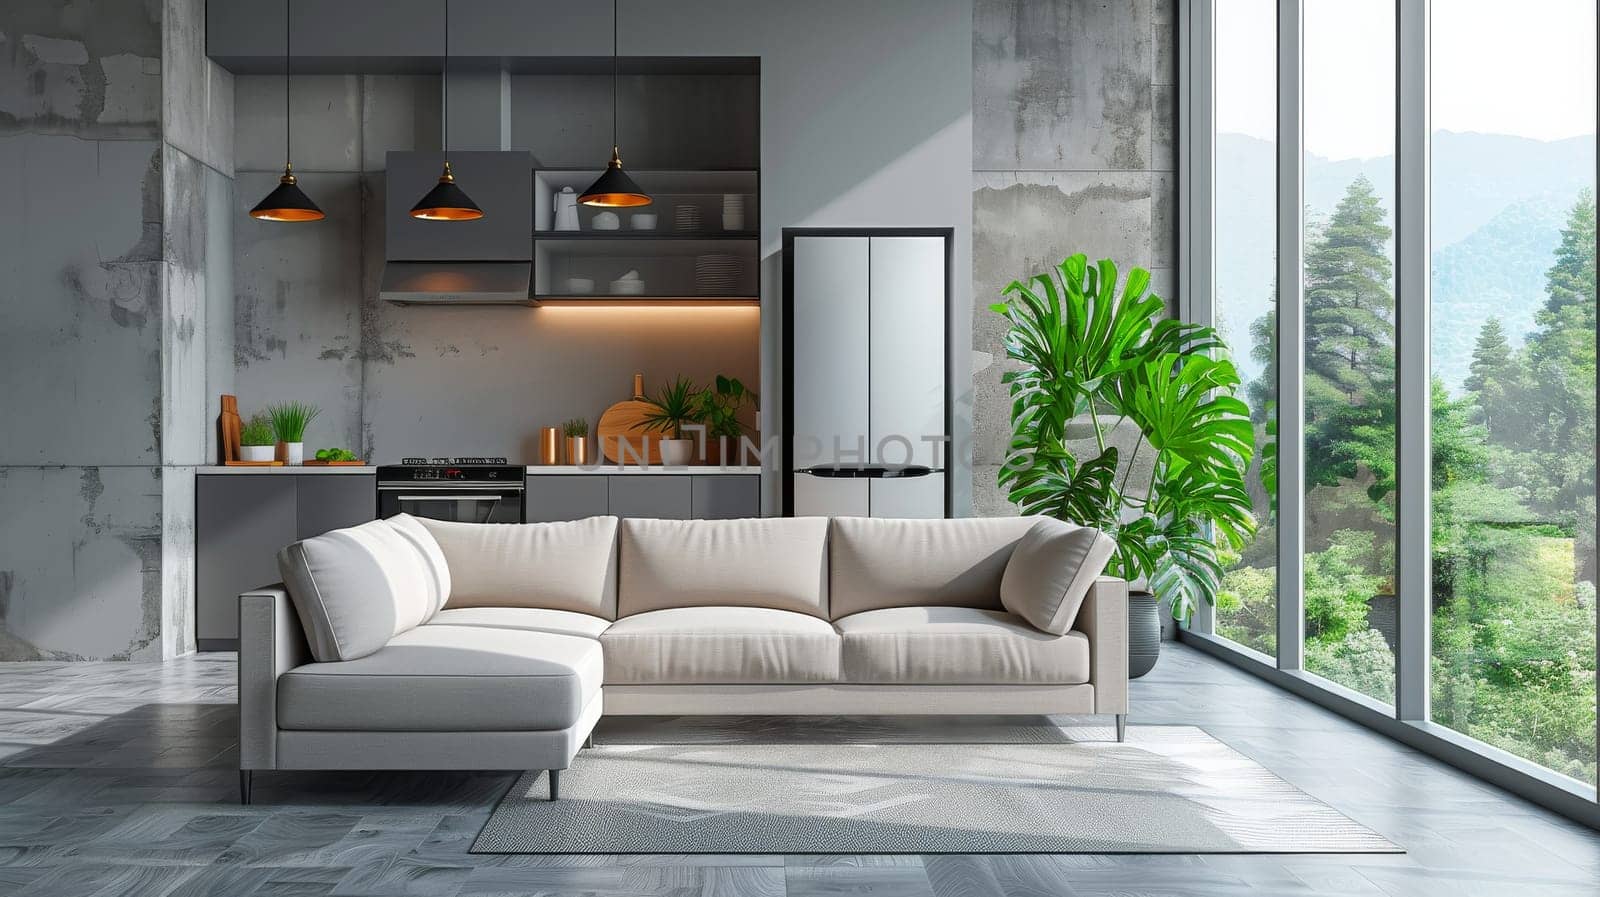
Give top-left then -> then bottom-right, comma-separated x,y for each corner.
1429,0 -> 1597,786
1301,0 -> 1397,703
1212,0 -> 1278,655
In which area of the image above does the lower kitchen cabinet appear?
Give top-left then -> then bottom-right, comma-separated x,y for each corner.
195,474 -> 376,649
690,475 -> 760,519
525,475 -> 610,522
525,474 -> 760,521
608,476 -> 692,519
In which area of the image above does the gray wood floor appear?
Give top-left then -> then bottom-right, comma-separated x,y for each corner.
0,644 -> 1595,896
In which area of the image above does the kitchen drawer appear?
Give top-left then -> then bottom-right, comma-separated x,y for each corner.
607,476 -> 691,519
526,475 -> 610,522
690,475 -> 759,519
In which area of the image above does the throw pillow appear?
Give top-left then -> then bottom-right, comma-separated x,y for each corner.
999,518 -> 1115,635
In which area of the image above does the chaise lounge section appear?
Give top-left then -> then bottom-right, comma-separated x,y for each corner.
239,514 -> 1126,803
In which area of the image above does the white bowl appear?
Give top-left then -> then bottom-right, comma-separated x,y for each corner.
592,211 -> 621,230
564,277 -> 594,294
630,213 -> 658,230
610,279 -> 647,295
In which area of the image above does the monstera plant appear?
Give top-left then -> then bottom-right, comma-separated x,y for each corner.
990,254 -> 1256,623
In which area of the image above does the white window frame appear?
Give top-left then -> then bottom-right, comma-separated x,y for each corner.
1179,0 -> 1600,827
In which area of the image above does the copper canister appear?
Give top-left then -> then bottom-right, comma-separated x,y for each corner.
538,427 -> 560,465
566,435 -> 591,466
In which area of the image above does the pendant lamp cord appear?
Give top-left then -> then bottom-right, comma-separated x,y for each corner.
284,0 -> 291,170
612,0 -> 618,149
442,0 -> 450,156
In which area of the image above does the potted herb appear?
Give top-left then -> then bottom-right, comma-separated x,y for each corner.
641,376 -> 704,466
239,414 -> 276,463
562,417 -> 591,466
265,401 -> 320,466
695,375 -> 757,466
990,254 -> 1256,676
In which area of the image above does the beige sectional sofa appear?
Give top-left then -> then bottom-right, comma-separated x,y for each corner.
238,514 -> 1127,804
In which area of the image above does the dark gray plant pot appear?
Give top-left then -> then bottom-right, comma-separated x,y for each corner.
1128,591 -> 1162,679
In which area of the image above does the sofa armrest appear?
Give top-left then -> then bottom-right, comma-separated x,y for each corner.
1075,576 -> 1128,715
239,584 -> 310,770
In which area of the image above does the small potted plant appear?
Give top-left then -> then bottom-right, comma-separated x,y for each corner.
266,401 -> 320,466
696,375 -> 757,466
562,417 -> 591,465
239,414 -> 276,462
642,376 -> 703,466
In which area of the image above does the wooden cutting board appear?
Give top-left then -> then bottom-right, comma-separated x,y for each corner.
597,373 -> 660,464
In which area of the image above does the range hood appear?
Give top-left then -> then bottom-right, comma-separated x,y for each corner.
382,150 -> 535,305
379,261 -> 531,304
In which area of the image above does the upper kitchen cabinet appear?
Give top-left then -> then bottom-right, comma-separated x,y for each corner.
207,1 -> 611,71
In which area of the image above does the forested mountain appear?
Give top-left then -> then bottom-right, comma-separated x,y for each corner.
1214,131 -> 1596,391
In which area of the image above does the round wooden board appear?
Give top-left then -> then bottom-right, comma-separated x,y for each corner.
597,402 -> 659,464
596,373 -> 660,464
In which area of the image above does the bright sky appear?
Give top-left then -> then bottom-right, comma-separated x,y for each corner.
1216,0 -> 1598,160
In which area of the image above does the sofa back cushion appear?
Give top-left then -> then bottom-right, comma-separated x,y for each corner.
829,516 -> 1040,619
618,517 -> 831,618
418,516 -> 620,619
277,518 -> 440,662
1000,518 -> 1116,634
383,513 -> 452,615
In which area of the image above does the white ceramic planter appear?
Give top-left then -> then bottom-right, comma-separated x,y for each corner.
660,438 -> 695,466
277,441 -> 305,465
240,444 -> 275,462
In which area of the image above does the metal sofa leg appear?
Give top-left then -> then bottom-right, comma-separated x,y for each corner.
240,770 -> 253,805
549,768 -> 560,801
1115,714 -> 1127,743
584,733 -> 594,749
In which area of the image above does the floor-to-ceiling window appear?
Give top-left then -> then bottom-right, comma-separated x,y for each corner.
1186,0 -> 1599,819
1427,0 -> 1598,787
1212,0 -> 1278,656
1299,0 -> 1397,704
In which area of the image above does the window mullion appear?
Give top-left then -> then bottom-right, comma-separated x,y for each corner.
1275,0 -> 1306,671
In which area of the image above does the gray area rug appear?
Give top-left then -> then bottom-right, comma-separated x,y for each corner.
473,723 -> 1398,854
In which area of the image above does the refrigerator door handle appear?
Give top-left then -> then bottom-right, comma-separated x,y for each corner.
799,464 -> 933,479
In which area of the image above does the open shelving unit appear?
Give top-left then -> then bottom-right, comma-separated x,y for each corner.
531,169 -> 759,306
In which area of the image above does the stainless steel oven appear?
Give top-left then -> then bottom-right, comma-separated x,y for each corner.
377,459 -> 524,524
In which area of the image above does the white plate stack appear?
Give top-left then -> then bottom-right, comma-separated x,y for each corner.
673,204 -> 703,232
722,194 -> 746,231
694,254 -> 745,295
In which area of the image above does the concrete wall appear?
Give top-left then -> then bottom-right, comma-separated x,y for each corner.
0,0 -> 231,660
970,0 -> 1177,515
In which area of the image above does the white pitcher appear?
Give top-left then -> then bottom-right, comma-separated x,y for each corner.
554,186 -> 580,231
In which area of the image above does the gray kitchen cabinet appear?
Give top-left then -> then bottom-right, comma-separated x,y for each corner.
196,474 -> 377,650
525,476 -> 610,522
196,476 -> 297,649
690,476 -> 760,519
607,476 -> 692,520
297,474 -> 379,539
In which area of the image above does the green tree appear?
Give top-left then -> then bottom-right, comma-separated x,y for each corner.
1303,177 -> 1395,492
1464,317 -> 1524,442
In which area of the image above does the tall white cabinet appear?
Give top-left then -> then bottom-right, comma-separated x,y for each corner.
783,229 -> 950,518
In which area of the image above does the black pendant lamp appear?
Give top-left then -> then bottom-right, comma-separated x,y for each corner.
579,0 -> 651,207
410,0 -> 483,220
251,0 -> 324,221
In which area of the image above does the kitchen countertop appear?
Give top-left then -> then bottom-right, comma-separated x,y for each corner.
197,466 -> 376,474
526,465 -> 763,476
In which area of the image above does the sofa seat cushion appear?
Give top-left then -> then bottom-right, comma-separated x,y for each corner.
600,606 -> 841,684
277,625 -> 602,732
835,606 -> 1090,685
426,606 -> 610,640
